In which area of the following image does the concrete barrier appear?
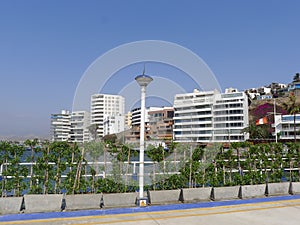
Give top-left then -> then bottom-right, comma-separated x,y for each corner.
268,182 -> 290,196
24,194 -> 63,213
213,186 -> 240,201
241,184 -> 266,199
65,194 -> 101,210
149,189 -> 181,205
103,192 -> 138,208
183,187 -> 211,202
0,197 -> 23,215
292,182 -> 300,194
1,182 -> 299,214
66,192 -> 138,210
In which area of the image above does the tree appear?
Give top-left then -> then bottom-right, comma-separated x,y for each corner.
50,141 -> 70,193
40,140 -> 53,194
293,73 -> 300,83
242,124 -> 269,139
24,138 -> 39,191
0,142 -> 28,196
84,141 -> 105,193
0,141 -> 11,196
88,124 -> 99,141
282,93 -> 300,142
72,143 -> 87,194
103,134 -> 117,143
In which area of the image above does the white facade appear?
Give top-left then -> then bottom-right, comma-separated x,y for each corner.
213,90 -> 249,142
131,107 -> 163,126
173,89 -> 249,143
131,108 -> 142,127
91,94 -> 125,137
70,111 -> 90,143
173,90 -> 215,142
103,114 -> 125,136
274,114 -> 300,140
50,110 -> 71,142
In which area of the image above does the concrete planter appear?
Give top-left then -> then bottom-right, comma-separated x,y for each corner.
292,182 -> 300,194
102,192 -> 138,208
267,182 -> 290,196
213,186 -> 240,200
242,184 -> 266,199
23,194 -> 63,213
65,192 -> 138,210
0,182 -> 298,214
182,187 -> 211,202
149,189 -> 181,205
0,197 -> 23,215
65,194 -> 102,210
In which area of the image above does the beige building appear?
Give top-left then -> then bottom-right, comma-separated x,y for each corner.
125,107 -> 174,143
148,107 -> 174,141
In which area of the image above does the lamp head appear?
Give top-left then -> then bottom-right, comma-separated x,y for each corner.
135,74 -> 153,87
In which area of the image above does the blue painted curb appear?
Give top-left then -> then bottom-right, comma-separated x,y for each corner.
1,194 -> 300,222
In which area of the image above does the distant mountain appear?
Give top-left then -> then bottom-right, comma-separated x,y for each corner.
0,134 -> 50,142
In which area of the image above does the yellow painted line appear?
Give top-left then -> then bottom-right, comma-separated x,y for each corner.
1,198 -> 300,225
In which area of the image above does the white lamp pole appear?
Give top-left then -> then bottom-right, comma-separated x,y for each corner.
274,98 -> 277,143
135,74 -> 153,199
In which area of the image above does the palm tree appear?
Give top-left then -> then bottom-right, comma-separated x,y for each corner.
242,124 -> 269,140
24,138 -> 39,191
40,140 -> 51,194
282,93 -> 300,142
50,141 -> 70,193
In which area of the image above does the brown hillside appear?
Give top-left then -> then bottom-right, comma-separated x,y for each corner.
248,96 -> 299,124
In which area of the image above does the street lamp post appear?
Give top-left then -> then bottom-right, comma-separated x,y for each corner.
274,98 -> 278,143
135,74 -> 153,203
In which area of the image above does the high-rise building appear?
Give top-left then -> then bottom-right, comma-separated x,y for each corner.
50,110 -> 71,142
173,90 -> 215,142
213,89 -> 249,142
173,89 -> 249,143
70,111 -> 91,143
90,94 -> 125,138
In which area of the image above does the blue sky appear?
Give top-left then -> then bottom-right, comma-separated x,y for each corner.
0,0 -> 299,138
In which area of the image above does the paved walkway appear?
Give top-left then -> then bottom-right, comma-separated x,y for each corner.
1,195 -> 300,225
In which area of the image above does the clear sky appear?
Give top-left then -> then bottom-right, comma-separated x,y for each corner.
0,0 -> 299,138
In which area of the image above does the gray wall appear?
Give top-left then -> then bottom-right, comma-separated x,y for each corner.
1,182 -> 299,215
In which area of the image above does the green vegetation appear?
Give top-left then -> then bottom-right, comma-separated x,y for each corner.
0,140 -> 299,196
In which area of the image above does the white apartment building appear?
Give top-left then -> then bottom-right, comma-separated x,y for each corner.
50,110 -> 71,142
90,94 -> 125,137
274,114 -> 300,140
131,107 -> 163,126
103,114 -> 125,136
173,90 -> 216,142
70,111 -> 91,143
213,90 -> 249,142
173,89 -> 249,143
131,108 -> 142,127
